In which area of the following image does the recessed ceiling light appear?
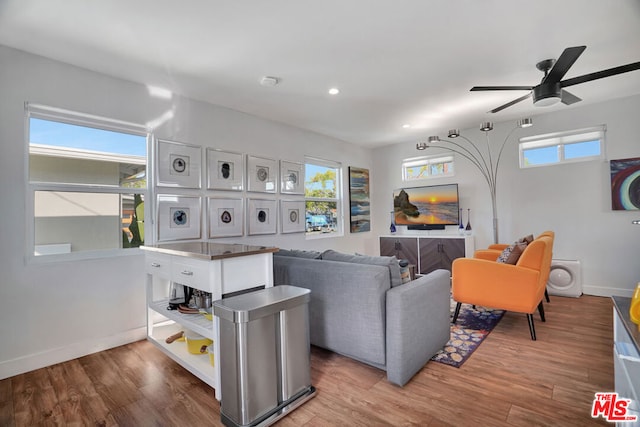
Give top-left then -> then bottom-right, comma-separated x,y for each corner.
260,76 -> 280,87
328,88 -> 340,95
402,124 -> 411,129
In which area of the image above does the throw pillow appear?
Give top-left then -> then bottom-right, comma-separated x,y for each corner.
274,249 -> 322,259
519,234 -> 534,245
321,249 -> 403,287
496,242 -> 527,265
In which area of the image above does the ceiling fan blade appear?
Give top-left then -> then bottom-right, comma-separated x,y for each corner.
471,86 -> 533,91
561,90 -> 582,105
561,61 -> 640,87
543,46 -> 587,84
489,92 -> 532,113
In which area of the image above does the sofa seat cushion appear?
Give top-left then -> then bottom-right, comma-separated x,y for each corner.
321,249 -> 403,287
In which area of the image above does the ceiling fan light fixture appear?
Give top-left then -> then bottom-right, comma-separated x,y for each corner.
480,122 -> 493,132
416,142 -> 428,150
447,129 -> 460,138
533,83 -> 562,107
428,136 -> 440,143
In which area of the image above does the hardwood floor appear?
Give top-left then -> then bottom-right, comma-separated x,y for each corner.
0,295 -> 614,426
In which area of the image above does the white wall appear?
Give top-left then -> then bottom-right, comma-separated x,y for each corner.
372,94 -> 640,298
0,45 -> 374,378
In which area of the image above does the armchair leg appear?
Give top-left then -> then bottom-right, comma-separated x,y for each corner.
452,302 -> 462,323
538,302 -> 546,322
527,314 -> 537,340
545,288 -> 550,303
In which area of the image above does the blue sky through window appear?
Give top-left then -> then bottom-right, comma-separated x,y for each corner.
30,118 -> 146,156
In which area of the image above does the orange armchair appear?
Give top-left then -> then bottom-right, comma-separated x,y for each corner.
451,234 -> 553,340
473,231 -> 555,302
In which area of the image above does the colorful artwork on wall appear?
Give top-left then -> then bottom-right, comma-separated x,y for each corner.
348,167 -> 370,233
610,157 -> 640,210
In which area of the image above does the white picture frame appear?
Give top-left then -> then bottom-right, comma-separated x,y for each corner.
247,155 -> 277,193
157,139 -> 202,188
247,198 -> 277,235
206,149 -> 244,191
280,160 -> 305,195
157,195 -> 202,241
280,200 -> 306,233
208,198 -> 243,238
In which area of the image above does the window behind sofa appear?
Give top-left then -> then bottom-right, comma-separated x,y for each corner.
26,103 -> 149,261
304,157 -> 342,238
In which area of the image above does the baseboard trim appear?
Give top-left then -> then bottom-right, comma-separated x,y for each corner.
582,285 -> 634,298
0,327 -> 147,380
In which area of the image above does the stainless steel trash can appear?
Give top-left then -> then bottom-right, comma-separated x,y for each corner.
213,285 -> 316,427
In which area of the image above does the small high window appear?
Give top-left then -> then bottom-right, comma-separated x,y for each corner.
519,126 -> 605,168
402,155 -> 454,181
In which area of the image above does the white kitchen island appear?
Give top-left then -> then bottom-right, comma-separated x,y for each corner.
141,242 -> 278,401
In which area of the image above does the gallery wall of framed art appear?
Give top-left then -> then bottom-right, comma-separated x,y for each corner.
153,138 -> 308,243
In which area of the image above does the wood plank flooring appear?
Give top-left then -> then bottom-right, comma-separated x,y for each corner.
0,295 -> 614,426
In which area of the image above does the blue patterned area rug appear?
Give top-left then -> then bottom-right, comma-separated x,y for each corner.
431,299 -> 505,368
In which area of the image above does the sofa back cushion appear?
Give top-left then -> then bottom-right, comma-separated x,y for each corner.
274,249 -> 322,259
273,255 -> 389,367
321,249 -> 403,287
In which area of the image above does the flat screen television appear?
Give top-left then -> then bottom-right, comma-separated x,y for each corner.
393,183 -> 459,230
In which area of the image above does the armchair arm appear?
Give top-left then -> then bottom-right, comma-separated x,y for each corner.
474,249 -> 502,261
452,258 -> 542,313
488,243 -> 509,251
386,269 -> 451,386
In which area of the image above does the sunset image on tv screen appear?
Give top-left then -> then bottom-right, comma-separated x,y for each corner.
393,184 -> 459,225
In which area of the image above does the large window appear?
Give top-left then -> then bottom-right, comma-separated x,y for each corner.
304,157 -> 342,237
519,126 -> 605,168
402,154 -> 454,181
27,104 -> 148,260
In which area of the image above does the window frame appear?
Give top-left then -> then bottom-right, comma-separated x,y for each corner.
304,156 -> 343,239
25,103 -> 150,263
518,125 -> 606,169
402,154 -> 455,181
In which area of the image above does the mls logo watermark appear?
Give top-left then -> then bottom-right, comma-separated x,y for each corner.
592,392 -> 638,423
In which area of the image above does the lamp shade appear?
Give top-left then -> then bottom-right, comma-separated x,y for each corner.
480,122 -> 493,132
518,118 -> 533,128
416,142 -> 428,150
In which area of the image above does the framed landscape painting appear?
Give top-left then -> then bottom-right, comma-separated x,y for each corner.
348,167 -> 370,233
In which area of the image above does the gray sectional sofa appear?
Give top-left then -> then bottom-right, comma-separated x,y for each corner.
273,249 -> 451,386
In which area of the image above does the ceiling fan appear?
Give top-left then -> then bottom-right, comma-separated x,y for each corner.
471,45 -> 640,113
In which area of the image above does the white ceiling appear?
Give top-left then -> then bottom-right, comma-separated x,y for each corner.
1,0 -> 640,147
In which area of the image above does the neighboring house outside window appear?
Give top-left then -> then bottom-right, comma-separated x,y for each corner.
304,157 -> 342,237
26,104 -> 148,260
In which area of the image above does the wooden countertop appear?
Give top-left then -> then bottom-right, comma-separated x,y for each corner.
140,242 -> 278,261
612,295 -> 640,352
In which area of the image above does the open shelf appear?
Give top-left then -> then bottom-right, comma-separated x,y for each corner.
149,299 -> 215,339
147,321 -> 217,390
